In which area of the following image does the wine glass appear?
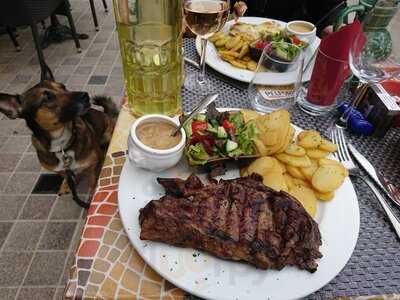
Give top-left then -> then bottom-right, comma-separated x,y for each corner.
183,0 -> 230,95
248,42 -> 304,113
340,0 -> 400,125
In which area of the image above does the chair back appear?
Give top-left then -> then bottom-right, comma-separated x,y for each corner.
0,0 -> 64,27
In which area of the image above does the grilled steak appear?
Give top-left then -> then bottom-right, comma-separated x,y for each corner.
139,174 -> 322,272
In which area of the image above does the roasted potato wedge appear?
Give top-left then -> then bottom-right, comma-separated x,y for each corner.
275,153 -> 311,168
262,171 -> 288,192
288,185 -> 317,217
283,173 -> 295,190
241,109 -> 260,123
318,138 -> 338,152
253,139 -> 268,156
275,159 -> 287,174
306,149 -> 329,159
314,190 -> 335,201
318,158 -> 349,177
247,156 -> 276,176
292,177 -> 312,188
285,143 -> 306,157
300,159 -> 318,180
311,164 -> 346,192
297,130 -> 322,149
286,165 -> 306,180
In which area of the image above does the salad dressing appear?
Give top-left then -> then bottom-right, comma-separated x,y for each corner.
136,121 -> 181,150
288,23 -> 314,33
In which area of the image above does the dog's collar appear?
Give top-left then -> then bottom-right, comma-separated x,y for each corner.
49,123 -> 74,153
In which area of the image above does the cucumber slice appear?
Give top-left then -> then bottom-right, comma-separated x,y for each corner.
217,126 -> 227,138
226,140 -> 238,152
207,124 -> 218,134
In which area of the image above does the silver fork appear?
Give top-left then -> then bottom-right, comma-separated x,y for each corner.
331,126 -> 400,239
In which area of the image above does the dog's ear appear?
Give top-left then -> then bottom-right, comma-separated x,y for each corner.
0,93 -> 22,119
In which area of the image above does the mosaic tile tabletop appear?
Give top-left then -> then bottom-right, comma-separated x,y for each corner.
65,98 -> 400,299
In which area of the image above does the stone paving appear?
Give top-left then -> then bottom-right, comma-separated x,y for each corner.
0,0 -> 123,299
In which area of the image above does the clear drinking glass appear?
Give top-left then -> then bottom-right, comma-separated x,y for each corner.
113,0 -> 184,116
183,0 -> 230,95
248,42 -> 304,113
340,0 -> 400,124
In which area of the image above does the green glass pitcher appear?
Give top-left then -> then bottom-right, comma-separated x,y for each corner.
334,0 -> 399,29
334,0 -> 399,59
113,0 -> 184,117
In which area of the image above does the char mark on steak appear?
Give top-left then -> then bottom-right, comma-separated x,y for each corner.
139,174 -> 322,272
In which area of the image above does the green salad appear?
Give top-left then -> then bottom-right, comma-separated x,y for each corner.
184,107 -> 258,166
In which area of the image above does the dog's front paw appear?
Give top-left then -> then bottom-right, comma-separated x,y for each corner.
58,180 -> 71,195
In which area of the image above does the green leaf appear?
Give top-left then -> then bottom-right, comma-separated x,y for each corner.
185,143 -> 209,165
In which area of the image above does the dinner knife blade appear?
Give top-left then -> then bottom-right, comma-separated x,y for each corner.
348,143 -> 400,208
376,171 -> 400,208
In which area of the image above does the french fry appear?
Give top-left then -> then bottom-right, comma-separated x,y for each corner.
232,40 -> 243,52
238,43 -> 249,59
220,54 -> 236,63
242,56 -> 251,62
209,32 -> 225,43
225,36 -> 241,49
215,37 -> 229,47
230,60 -> 247,69
219,50 -> 240,58
247,60 -> 257,71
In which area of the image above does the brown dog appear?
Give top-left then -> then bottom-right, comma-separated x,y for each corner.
0,80 -> 118,207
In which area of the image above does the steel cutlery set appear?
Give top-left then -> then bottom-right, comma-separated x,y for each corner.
331,126 -> 400,238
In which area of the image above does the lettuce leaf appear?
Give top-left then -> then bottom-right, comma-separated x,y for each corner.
235,120 -> 258,156
228,111 -> 245,129
185,143 -> 209,165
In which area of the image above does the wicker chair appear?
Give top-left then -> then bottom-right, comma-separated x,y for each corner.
0,0 -> 81,81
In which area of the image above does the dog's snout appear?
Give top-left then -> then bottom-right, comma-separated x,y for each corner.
75,92 -> 90,103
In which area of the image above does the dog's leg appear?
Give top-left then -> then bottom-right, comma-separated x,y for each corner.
58,179 -> 71,195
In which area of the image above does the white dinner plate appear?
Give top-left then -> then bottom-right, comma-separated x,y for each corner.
195,17 -> 321,85
118,109 -> 360,300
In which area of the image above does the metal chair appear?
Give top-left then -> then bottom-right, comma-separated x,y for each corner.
89,0 -> 109,31
0,0 -> 81,81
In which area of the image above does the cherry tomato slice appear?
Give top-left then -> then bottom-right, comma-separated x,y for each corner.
292,36 -> 302,45
192,120 -> 208,133
222,119 -> 235,130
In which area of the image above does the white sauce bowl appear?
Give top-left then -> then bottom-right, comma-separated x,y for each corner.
286,20 -> 317,45
127,114 -> 186,172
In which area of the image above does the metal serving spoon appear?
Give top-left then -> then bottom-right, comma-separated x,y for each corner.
171,93 -> 219,136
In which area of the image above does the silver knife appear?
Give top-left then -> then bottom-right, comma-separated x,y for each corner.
348,143 -> 400,208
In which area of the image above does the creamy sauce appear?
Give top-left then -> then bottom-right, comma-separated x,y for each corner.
136,121 -> 181,150
289,23 -> 314,33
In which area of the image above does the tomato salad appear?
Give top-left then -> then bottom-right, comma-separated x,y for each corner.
184,106 -> 258,165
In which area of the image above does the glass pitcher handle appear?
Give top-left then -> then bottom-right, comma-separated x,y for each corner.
333,4 -> 366,31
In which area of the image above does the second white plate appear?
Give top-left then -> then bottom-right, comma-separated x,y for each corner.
195,17 -> 320,84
